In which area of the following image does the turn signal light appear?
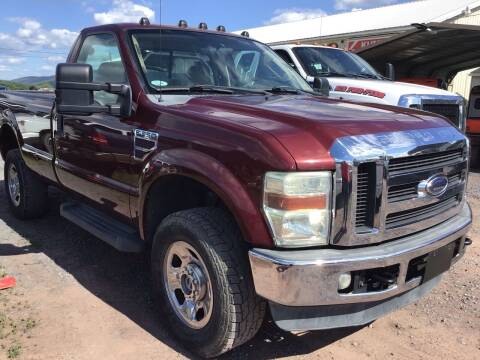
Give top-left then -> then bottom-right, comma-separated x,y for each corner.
265,193 -> 326,211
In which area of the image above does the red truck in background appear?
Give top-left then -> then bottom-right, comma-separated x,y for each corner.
467,86 -> 480,167
0,19 -> 472,358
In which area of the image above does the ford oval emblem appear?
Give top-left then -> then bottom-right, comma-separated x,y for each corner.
418,174 -> 449,197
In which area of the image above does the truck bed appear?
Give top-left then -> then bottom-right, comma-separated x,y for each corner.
0,90 -> 57,182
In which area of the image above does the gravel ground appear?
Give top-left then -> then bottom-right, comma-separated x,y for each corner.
0,162 -> 478,360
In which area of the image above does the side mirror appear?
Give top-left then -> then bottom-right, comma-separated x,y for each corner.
55,63 -> 132,117
313,77 -> 330,97
386,63 -> 395,81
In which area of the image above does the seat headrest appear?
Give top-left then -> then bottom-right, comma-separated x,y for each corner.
95,61 -> 126,83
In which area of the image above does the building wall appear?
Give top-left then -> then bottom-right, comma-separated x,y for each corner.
448,9 -> 480,100
449,69 -> 474,98
449,8 -> 480,25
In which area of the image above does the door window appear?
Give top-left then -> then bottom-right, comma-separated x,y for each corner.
76,33 -> 127,105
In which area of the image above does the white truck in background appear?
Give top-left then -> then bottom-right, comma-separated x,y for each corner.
272,44 -> 466,131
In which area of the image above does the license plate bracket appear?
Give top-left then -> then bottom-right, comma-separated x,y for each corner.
423,242 -> 455,283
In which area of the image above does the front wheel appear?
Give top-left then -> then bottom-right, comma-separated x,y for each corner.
151,208 -> 265,358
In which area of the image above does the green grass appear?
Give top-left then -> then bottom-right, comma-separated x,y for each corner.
0,80 -> 29,91
0,272 -> 37,359
7,343 -> 21,359
24,318 -> 36,331
0,80 -> 54,90
33,82 -> 54,89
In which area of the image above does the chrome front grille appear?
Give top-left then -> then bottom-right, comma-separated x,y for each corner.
388,171 -> 463,203
382,148 -> 466,232
385,196 -> 460,229
355,163 -> 375,230
398,94 -> 465,131
388,148 -> 463,175
330,127 -> 468,247
422,104 -> 460,127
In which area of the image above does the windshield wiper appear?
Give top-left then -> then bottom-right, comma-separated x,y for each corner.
157,85 -> 268,95
158,86 -> 234,94
316,72 -> 349,78
346,73 -> 380,79
190,85 -> 235,94
222,86 -> 268,95
266,87 -> 302,94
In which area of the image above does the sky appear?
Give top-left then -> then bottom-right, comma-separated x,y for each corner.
0,0 -> 410,80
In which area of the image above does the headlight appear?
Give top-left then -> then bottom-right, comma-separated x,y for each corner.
263,172 -> 332,248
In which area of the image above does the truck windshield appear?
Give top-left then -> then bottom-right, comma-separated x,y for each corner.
130,29 -> 313,94
292,47 -> 382,79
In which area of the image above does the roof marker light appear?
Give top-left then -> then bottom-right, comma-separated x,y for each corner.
241,31 -> 249,37
216,25 -> 226,32
199,22 -> 208,30
178,19 -> 188,28
139,17 -> 150,26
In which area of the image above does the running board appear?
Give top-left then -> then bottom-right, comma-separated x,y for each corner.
60,202 -> 144,253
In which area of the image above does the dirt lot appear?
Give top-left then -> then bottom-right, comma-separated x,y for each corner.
0,161 -> 478,360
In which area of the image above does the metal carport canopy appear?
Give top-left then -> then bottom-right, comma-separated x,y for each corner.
356,22 -> 480,82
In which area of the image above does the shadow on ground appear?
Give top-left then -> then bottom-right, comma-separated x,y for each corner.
0,180 -> 363,359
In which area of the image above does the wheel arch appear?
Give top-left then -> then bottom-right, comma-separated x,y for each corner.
138,148 -> 273,248
0,121 -> 22,161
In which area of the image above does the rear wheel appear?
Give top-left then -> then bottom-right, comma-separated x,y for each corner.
4,149 -> 48,219
151,207 -> 265,358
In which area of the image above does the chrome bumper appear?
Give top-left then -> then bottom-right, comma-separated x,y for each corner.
249,203 -> 471,307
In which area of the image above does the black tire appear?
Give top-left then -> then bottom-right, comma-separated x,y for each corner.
4,149 -> 48,219
151,207 -> 266,358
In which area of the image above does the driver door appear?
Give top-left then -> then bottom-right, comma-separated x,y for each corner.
54,33 -> 137,220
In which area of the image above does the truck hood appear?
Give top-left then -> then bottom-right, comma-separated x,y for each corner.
327,77 -> 459,106
156,94 -> 454,170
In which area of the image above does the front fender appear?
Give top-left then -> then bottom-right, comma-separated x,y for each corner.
0,108 -> 24,156
138,148 -> 274,248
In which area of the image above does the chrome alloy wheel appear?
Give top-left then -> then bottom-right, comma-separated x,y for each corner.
7,163 -> 21,207
163,241 -> 213,329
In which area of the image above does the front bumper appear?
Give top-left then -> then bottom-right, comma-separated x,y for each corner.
249,203 -> 471,307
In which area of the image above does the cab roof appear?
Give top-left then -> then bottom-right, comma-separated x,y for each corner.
81,22 -> 247,39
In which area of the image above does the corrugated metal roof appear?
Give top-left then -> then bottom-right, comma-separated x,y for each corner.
236,0 -> 480,44
357,22 -> 480,81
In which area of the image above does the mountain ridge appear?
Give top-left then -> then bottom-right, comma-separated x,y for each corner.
12,75 -> 55,86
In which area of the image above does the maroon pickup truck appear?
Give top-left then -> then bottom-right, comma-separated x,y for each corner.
0,19 -> 472,358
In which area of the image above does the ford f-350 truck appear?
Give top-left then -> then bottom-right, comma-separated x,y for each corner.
0,19 -> 472,358
272,44 -> 467,131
